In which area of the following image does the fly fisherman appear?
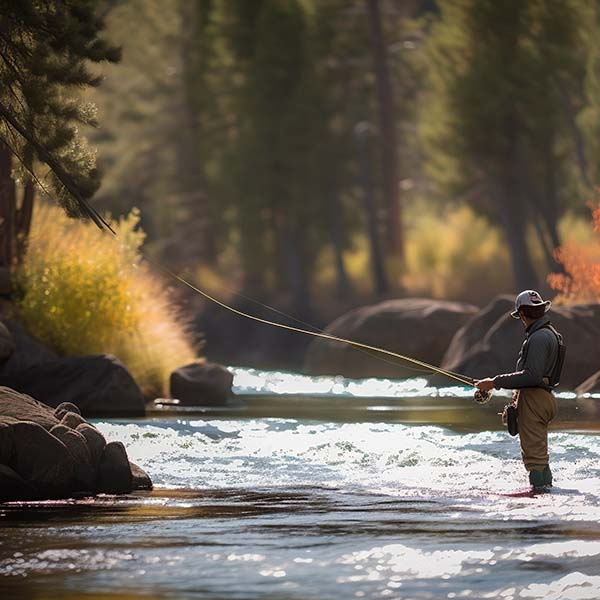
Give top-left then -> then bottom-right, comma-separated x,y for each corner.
474,290 -> 565,490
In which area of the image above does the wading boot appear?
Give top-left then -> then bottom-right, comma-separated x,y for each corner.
528,469 -> 547,490
542,465 -> 553,487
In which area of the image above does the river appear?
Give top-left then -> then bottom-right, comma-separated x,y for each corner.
1,369 -> 599,599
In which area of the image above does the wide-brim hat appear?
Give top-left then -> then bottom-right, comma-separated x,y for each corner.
510,289 -> 552,319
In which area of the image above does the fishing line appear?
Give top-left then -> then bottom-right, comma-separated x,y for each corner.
176,266 -> 434,376
131,245 -> 474,387
4,145 -> 473,387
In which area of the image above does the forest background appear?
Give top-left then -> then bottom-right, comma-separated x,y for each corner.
88,0 -> 600,312
3,0 -> 600,384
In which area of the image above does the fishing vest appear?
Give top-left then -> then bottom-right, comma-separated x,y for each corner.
521,322 -> 566,388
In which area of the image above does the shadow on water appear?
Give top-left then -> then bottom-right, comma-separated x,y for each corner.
2,486 -> 599,537
2,486 -> 600,599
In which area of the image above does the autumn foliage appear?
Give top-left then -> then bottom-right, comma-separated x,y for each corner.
17,204 -> 197,397
548,198 -> 600,303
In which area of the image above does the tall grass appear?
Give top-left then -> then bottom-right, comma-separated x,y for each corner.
16,203 -> 197,397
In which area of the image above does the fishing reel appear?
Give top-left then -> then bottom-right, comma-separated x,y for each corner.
473,388 -> 493,405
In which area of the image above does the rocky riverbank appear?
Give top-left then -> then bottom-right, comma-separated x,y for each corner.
304,295 -> 600,392
0,387 -> 152,502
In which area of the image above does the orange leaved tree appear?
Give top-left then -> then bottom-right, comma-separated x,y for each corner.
548,198 -> 600,303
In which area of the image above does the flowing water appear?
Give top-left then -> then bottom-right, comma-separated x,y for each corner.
1,370 -> 600,599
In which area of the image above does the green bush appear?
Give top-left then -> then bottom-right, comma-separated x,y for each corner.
17,203 -> 197,397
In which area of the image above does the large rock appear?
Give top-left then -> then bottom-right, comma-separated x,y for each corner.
61,411 -> 86,429
0,387 -> 151,501
438,297 -> 600,390
0,464 -> 34,502
575,371 -> 600,396
0,320 -> 58,376
76,423 -> 107,466
0,386 -> 59,430
1,354 -> 146,417
10,420 -> 76,498
54,402 -> 82,420
170,362 -> 233,406
0,418 -> 15,464
303,298 -> 479,379
97,441 -> 133,494
131,462 -> 153,491
49,424 -> 95,491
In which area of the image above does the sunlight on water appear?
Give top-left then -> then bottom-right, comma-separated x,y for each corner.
229,367 -> 579,401
97,419 -> 600,522
230,367 -> 470,398
2,417 -> 600,599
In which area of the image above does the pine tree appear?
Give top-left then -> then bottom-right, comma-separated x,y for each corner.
421,0 -> 586,290
0,0 -> 120,269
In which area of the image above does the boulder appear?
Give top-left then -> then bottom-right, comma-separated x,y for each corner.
0,388 -> 151,501
0,321 -> 15,362
303,298 -> 479,379
61,412 -> 86,429
0,320 -> 58,377
0,418 -> 15,465
130,462 -> 153,491
97,441 -> 133,494
0,464 -> 35,502
170,362 -> 233,406
0,386 -> 59,430
10,420 -> 76,498
1,354 -> 146,417
49,424 -> 95,490
76,423 -> 106,467
575,371 -> 600,396
54,402 -> 82,419
438,298 -> 600,390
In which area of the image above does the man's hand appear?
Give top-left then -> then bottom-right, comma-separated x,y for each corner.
474,378 -> 495,392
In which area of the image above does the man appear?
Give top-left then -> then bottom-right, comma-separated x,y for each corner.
475,290 -> 564,489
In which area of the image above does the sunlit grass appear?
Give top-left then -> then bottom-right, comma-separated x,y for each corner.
16,203 -> 197,397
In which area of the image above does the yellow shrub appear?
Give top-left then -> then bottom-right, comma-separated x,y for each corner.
17,203 -> 197,397
402,204 -> 513,304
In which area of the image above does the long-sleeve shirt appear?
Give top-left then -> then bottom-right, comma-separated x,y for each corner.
493,315 -> 561,391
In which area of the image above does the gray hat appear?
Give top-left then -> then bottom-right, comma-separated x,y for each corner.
510,289 -> 552,319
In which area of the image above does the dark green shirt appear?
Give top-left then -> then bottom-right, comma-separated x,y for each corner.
493,315 -> 561,390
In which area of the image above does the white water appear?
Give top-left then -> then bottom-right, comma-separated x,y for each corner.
100,418 -> 600,520
1,368 -> 598,599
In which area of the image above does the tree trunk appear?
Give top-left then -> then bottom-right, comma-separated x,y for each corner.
325,176 -> 352,300
515,137 -> 564,274
283,220 -> 312,319
365,0 -> 403,264
355,124 -> 388,297
490,175 -> 539,291
178,0 -> 217,264
489,112 -> 539,291
553,75 -> 593,190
